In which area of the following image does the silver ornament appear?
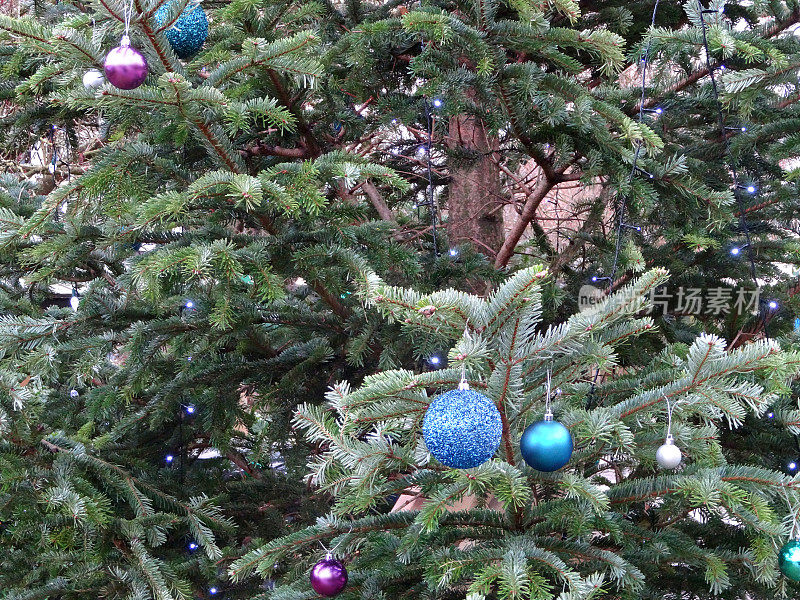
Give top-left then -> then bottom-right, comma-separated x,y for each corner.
656,435 -> 682,469
82,69 -> 105,90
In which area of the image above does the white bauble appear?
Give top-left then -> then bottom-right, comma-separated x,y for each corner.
83,69 -> 105,90
656,435 -> 682,470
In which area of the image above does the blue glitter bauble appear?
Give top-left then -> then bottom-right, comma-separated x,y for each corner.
520,419 -> 573,472
422,388 -> 502,469
154,1 -> 208,59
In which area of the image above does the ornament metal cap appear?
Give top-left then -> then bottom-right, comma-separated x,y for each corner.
664,434 -> 675,445
543,411 -> 554,422
120,34 -> 131,47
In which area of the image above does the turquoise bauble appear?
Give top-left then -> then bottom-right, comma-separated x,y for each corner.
520,418 -> 573,472
779,540 -> 800,581
154,1 -> 208,59
422,388 -> 502,469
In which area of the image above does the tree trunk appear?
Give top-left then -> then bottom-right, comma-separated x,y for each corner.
446,109 -> 505,258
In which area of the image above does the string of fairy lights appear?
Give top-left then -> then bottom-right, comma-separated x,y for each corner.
421,96 -> 440,257
586,0 -> 785,438
604,0 -> 662,289
595,1 -> 777,315
695,1 -> 780,339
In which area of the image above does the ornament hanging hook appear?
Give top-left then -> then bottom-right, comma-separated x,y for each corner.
458,323 -> 470,391
664,396 -> 676,442
122,0 -> 134,43
544,367 -> 553,421
320,523 -> 353,558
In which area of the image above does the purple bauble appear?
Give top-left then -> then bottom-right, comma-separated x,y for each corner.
103,36 -> 148,90
310,555 -> 347,597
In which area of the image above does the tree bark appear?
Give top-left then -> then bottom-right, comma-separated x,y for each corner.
446,107 -> 505,258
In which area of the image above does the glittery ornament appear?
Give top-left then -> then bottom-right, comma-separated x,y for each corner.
422,384 -> 502,469
82,69 -> 104,89
310,554 -> 347,597
104,36 -> 148,90
520,416 -> 573,472
155,0 -> 208,59
656,435 -> 682,470
780,540 -> 800,581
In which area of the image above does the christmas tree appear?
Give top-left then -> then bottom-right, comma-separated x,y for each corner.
2,0 -> 800,597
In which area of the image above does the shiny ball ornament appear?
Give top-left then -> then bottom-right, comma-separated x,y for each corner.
655,435 -> 682,470
82,69 -> 104,90
104,37 -> 148,90
310,554 -> 348,597
154,0 -> 208,59
520,416 -> 573,472
779,540 -> 800,581
422,386 -> 502,469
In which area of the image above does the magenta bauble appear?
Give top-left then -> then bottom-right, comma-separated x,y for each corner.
103,37 -> 148,90
310,555 -> 347,597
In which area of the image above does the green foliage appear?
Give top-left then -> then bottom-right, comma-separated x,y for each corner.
2,0 -> 800,598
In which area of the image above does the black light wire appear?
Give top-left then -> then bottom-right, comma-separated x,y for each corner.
423,96 -> 439,257
607,0 -> 662,289
696,2 -> 759,287
588,0 -> 661,408
696,1 -> 772,337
